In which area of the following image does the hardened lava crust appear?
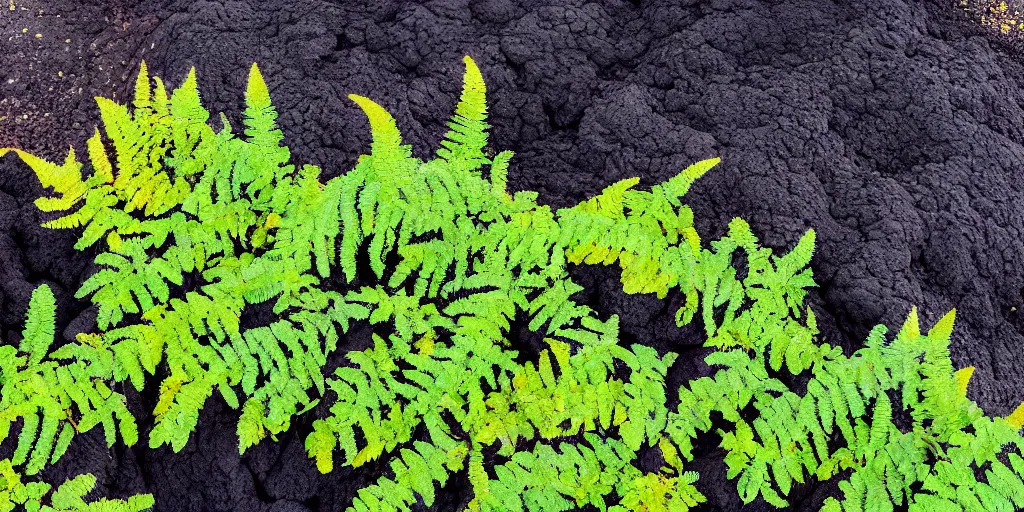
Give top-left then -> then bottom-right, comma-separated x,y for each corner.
3,1 -> 1024,511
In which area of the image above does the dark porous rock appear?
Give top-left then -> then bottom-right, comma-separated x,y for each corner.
2,0 -> 1023,510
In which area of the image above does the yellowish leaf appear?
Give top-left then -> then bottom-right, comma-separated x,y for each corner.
1006,401 -> 1024,430
954,366 -> 974,398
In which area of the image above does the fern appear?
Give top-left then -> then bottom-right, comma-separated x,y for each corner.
665,297 -> 1024,510
0,287 -> 152,510
347,441 -> 467,512
436,56 -> 491,173
5,55 -> 1024,512
476,435 -> 704,512
276,55 -> 1024,511
8,61 -> 360,460
0,285 -> 137,476
0,459 -> 153,512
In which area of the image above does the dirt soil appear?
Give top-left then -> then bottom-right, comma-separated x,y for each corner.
2,0 -> 1024,511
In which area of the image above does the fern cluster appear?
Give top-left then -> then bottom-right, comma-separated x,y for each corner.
3,60 -> 346,459
2,55 -> 1024,512
0,282 -> 137,476
0,287 -> 152,512
1,457 -> 153,512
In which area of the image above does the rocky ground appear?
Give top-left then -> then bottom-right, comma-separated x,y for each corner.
3,0 -> 1024,510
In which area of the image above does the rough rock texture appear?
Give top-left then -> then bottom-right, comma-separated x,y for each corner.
2,0 -> 1024,510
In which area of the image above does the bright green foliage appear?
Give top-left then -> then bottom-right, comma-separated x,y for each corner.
2,59 -> 345,459
801,309 -> 1024,511
473,434 -> 705,512
0,459 -> 153,512
665,304 -> 1024,510
305,55 -> 1024,511
294,56 -> 721,509
559,161 -> 711,300
4,55 -> 1024,512
347,441 -> 467,511
296,56 -> 808,510
958,0 -> 1024,39
436,56 -> 490,171
0,285 -> 137,477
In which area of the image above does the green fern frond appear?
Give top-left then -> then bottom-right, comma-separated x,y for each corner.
20,284 -> 56,365
348,94 -> 414,165
0,147 -> 93,217
436,55 -> 491,172
239,62 -> 292,206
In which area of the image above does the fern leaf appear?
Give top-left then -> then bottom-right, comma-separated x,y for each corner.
20,285 -> 56,365
1005,401 -> 1024,430
436,55 -> 491,172
954,366 -> 974,399
348,94 -> 413,164
2,148 -> 89,215
658,157 -> 719,205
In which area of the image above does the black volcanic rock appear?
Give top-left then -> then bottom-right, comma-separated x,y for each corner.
2,0 -> 1024,510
